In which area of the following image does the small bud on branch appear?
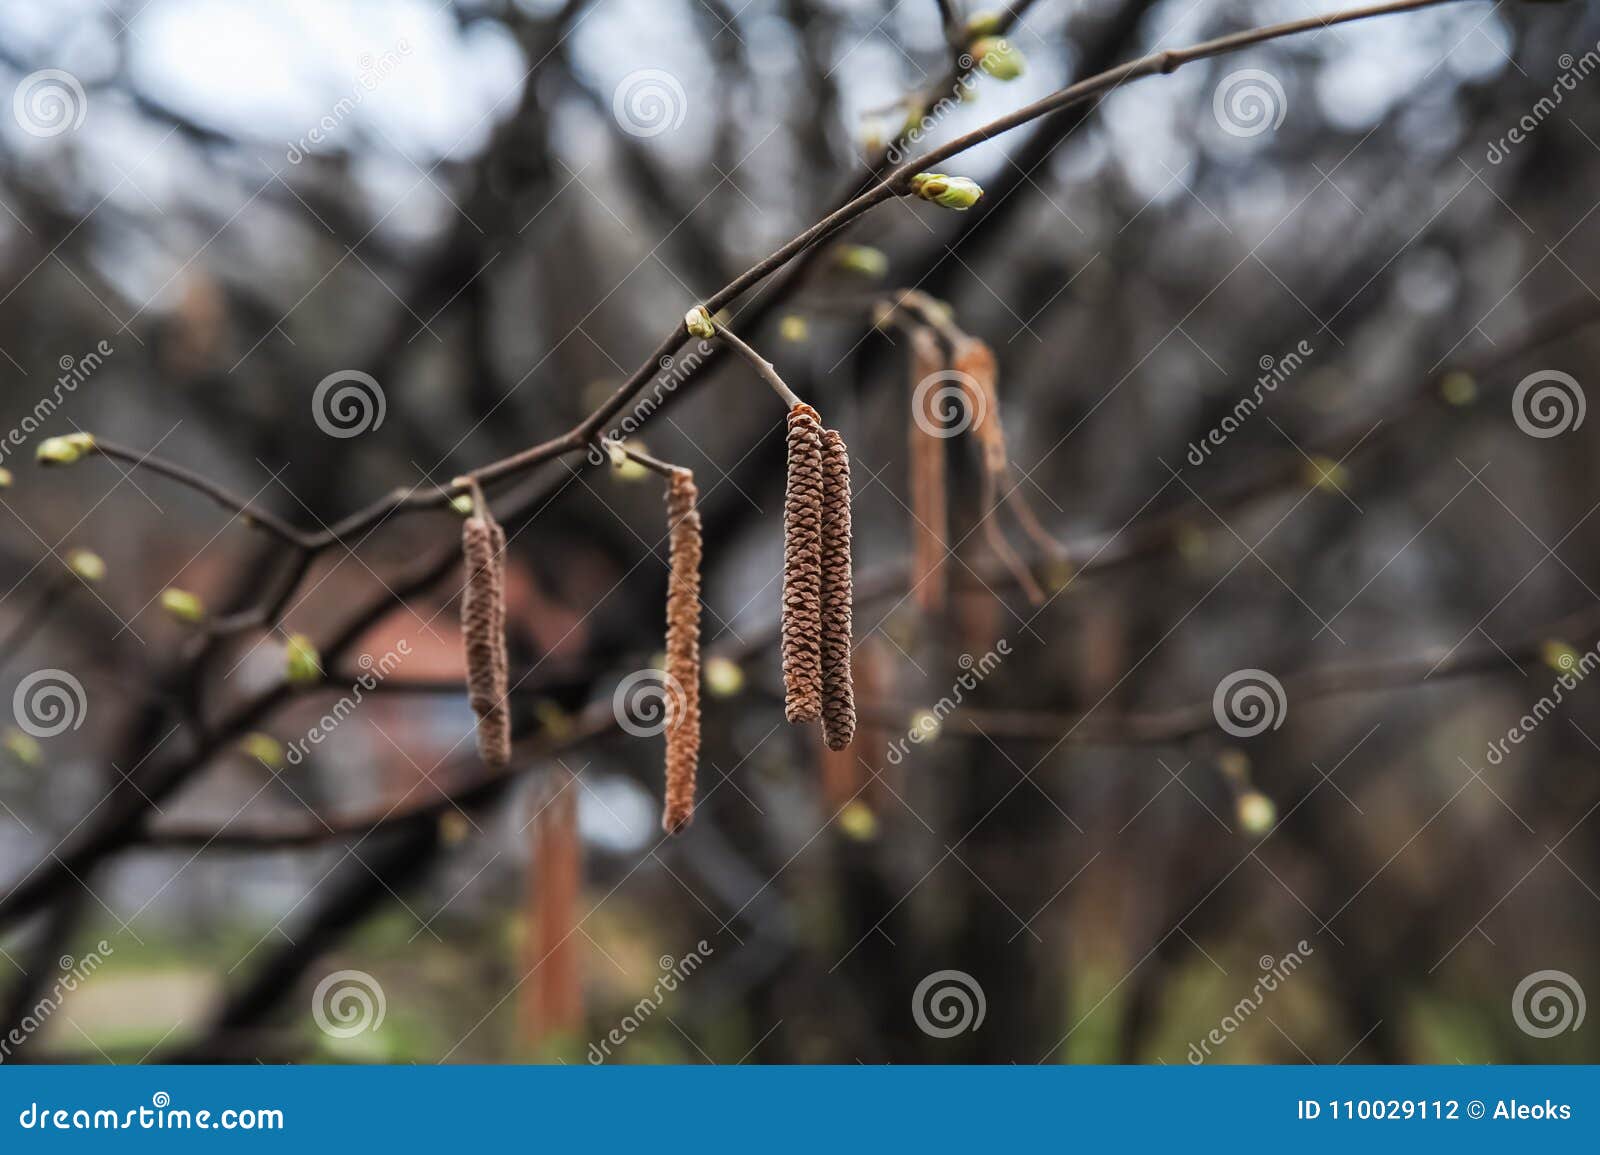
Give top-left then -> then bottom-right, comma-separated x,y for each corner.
36,432 -> 96,466
835,244 -> 889,280
285,633 -> 324,687
910,173 -> 984,210
971,36 -> 1025,81
160,588 -> 206,624
240,733 -> 285,769
964,9 -> 1003,39
66,549 -> 105,584
685,305 -> 717,340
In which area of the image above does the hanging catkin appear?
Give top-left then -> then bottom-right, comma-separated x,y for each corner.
662,468 -> 702,833
953,334 -> 1067,568
462,507 -> 511,768
782,403 -> 825,723
952,336 -> 1005,474
522,778 -> 582,1047
908,327 -> 949,613
819,428 -> 855,750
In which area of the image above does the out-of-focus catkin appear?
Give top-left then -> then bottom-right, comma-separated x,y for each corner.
952,336 -> 1005,474
953,334 -> 1067,571
462,509 -> 511,768
819,429 -> 855,750
522,779 -> 582,1047
908,327 -> 949,613
662,468 -> 702,833
782,404 -> 825,723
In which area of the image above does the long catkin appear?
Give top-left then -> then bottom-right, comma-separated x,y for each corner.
662,468 -> 702,834
522,780 -> 582,1046
819,429 -> 855,750
462,512 -> 511,768
952,336 -> 1005,473
782,404 -> 825,723
953,335 -> 1067,568
908,327 -> 949,613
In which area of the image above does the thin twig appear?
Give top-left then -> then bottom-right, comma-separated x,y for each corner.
715,323 -> 805,410
91,441 -> 313,549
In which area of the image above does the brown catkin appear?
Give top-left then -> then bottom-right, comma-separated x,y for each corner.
819,429 -> 855,750
952,336 -> 1005,474
462,513 -> 511,768
522,779 -> 582,1046
953,335 -> 1067,567
782,403 -> 825,723
908,327 -> 949,613
662,468 -> 702,833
